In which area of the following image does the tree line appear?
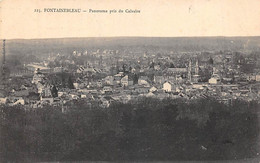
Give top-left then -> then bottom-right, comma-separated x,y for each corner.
0,97 -> 259,162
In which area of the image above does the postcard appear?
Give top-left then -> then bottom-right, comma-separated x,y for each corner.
0,0 -> 260,162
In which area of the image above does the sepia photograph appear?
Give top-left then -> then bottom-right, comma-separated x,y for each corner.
0,0 -> 260,162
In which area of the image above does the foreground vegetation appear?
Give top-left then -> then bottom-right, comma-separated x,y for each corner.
0,97 -> 259,162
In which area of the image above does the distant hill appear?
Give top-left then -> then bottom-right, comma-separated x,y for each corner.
2,37 -> 260,57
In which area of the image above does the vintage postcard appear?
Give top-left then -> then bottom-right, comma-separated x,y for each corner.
0,0 -> 260,162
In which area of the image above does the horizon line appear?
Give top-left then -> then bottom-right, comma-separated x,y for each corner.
2,35 -> 260,41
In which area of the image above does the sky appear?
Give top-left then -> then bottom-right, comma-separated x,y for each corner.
0,0 -> 260,39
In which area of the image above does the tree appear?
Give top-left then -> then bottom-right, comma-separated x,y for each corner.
128,66 -> 132,73
68,76 -> 74,89
169,63 -> 175,68
48,61 -> 56,68
51,85 -> 58,97
149,62 -> 155,69
133,73 -> 138,85
122,64 -> 127,73
208,57 -> 214,65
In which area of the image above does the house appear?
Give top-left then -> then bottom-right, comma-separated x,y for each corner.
192,84 -> 204,90
73,82 -> 80,89
40,85 -> 54,105
58,88 -> 70,97
166,68 -> 187,76
119,94 -> 132,103
208,77 -> 220,84
165,76 -> 178,84
154,65 -> 161,70
121,75 -> 129,87
53,67 -> 64,73
149,86 -> 158,93
128,78 -> 134,86
222,77 -> 233,84
27,64 -> 51,73
32,72 -> 45,84
36,82 -> 44,94
20,85 -> 27,90
156,92 -> 170,99
77,88 -> 90,94
40,96 -> 54,105
58,91 -> 65,97
130,67 -> 136,73
176,85 -> 184,92
43,84 -> 52,97
77,66 -> 96,74
103,86 -> 113,94
104,76 -> 114,85
221,92 -> 229,97
132,86 -> 150,94
100,96 -> 115,108
246,74 -> 256,81
232,90 -> 241,97
163,81 -> 173,92
101,98 -> 110,108
138,79 -> 149,86
8,97 -> 25,106
256,74 -> 260,81
96,80 -> 103,88
146,92 -> 155,97
0,97 -> 7,104
154,76 -> 165,84
80,94 -> 87,98
138,76 -> 150,86
209,74 -> 221,84
114,72 -> 124,85
69,93 -> 79,100
213,55 -> 224,64
77,66 -> 85,73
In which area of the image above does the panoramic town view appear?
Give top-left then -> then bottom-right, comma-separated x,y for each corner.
0,37 -> 260,162
1,38 -> 260,108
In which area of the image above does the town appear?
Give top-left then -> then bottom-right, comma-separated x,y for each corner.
1,39 -> 260,110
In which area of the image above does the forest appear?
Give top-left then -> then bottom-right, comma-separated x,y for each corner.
0,97 -> 259,162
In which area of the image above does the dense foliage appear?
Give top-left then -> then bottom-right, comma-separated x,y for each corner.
0,98 -> 259,162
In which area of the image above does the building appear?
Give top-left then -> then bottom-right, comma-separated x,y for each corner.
103,86 -> 113,94
209,74 -> 221,84
114,72 -> 124,85
27,64 -> 51,73
32,72 -> 45,84
121,75 -> 129,87
138,76 -> 150,86
154,76 -> 165,84
0,97 -> 7,104
149,86 -> 158,92
163,82 -> 173,92
104,76 -> 114,85
166,68 -> 187,75
8,97 -> 25,106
